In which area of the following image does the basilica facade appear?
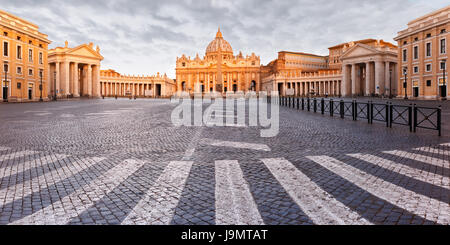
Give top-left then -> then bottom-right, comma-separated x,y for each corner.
175,28 -> 261,94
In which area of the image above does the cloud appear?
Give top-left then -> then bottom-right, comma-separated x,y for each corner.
0,0 -> 448,77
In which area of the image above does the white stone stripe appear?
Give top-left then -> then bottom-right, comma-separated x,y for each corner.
0,150 -> 38,162
414,147 -> 450,156
262,158 -> 372,225
440,143 -> 450,147
0,153 -> 68,180
307,155 -> 450,225
215,160 -> 264,225
0,156 -> 103,207
205,139 -> 270,151
383,150 -> 448,168
11,159 -> 144,225
348,153 -> 450,190
122,161 -> 193,225
0,147 -> 10,151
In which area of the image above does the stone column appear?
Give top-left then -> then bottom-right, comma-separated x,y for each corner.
375,61 -> 385,95
385,61 -> 391,97
55,62 -> 60,97
365,62 -> 371,96
351,64 -> 358,96
73,63 -> 79,97
47,63 -> 52,96
64,62 -> 70,96
87,65 -> 92,96
93,65 -> 100,97
342,64 -> 350,97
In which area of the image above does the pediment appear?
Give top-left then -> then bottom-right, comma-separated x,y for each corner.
340,44 -> 381,60
67,45 -> 104,60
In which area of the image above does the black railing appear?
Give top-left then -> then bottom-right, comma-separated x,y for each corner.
277,97 -> 442,136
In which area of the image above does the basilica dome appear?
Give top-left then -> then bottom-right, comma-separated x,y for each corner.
205,28 -> 233,55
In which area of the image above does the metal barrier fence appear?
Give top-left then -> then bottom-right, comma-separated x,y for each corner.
274,97 -> 442,136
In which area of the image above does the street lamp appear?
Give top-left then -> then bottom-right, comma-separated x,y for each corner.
442,59 -> 447,100
39,69 -> 43,102
403,67 -> 408,100
3,61 -> 8,102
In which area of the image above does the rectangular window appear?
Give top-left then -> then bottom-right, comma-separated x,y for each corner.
4,64 -> 8,72
3,42 -> 8,56
29,49 -> 33,62
426,43 -> 431,57
28,69 -> 33,76
426,64 -> 431,72
413,46 -> 418,59
413,66 -> 419,73
441,61 -> 446,70
402,49 -> 407,62
17,66 -> 22,74
39,52 -> 43,64
426,80 -> 431,86
441,39 -> 446,54
17,45 -> 22,59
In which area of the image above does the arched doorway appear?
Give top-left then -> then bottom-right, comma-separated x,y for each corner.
251,80 -> 256,91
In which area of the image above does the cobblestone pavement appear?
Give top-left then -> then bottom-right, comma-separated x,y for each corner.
0,98 -> 449,225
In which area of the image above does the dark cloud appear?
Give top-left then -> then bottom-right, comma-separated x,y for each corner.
0,0 -> 448,77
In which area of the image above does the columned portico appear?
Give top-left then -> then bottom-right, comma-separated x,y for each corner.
48,41 -> 104,99
340,42 -> 398,97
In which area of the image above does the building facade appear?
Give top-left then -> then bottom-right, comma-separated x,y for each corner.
394,6 -> 449,99
0,9 -> 51,102
261,39 -> 398,98
100,69 -> 175,97
176,28 -> 261,94
48,41 -> 103,99
339,40 -> 398,97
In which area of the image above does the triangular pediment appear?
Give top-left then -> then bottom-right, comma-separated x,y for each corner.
67,45 -> 104,60
340,43 -> 381,60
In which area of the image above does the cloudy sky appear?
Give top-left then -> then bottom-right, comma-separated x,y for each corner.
1,0 -> 448,77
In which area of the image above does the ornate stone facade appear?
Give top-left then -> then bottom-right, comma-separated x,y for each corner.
394,6 -> 449,99
100,69 -> 175,97
0,9 -> 51,102
48,41 -> 103,99
176,28 -> 261,94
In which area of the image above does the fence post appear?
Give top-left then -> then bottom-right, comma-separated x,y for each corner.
297,98 -> 300,110
385,102 -> 389,127
302,98 -> 305,110
389,103 -> 393,128
340,100 -> 344,119
437,105 -> 441,136
307,98 -> 310,111
330,99 -> 334,117
370,101 -> 374,124
408,104 -> 412,132
353,100 -> 357,121
313,98 -> 317,113
413,104 -> 417,133
321,98 -> 325,115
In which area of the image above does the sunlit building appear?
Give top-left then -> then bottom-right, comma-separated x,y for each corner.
0,9 -> 51,102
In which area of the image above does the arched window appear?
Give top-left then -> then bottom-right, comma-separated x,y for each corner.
181,81 -> 186,91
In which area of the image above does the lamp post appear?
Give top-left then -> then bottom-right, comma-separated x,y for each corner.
442,59 -> 447,100
3,61 -> 7,102
39,69 -> 43,102
403,67 -> 408,100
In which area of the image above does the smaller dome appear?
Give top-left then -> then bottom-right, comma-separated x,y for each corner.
205,28 -> 233,55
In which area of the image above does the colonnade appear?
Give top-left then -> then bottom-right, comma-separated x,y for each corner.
342,61 -> 398,97
100,81 -> 163,97
277,80 -> 342,96
48,61 -> 100,98
177,72 -> 260,93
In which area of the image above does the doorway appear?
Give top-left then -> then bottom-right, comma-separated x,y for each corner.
2,81 -> 8,101
156,84 -> 161,97
440,85 -> 447,98
413,86 -> 419,98
28,83 -> 33,100
232,84 -> 237,92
